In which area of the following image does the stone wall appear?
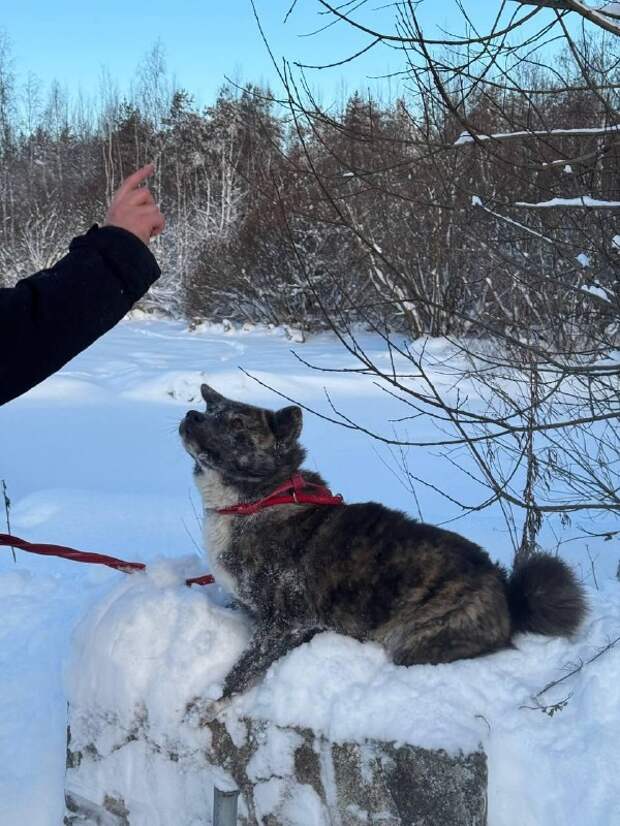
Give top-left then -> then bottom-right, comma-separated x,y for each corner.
64,709 -> 487,825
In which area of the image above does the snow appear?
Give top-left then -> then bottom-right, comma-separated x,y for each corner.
576,252 -> 590,267
246,727 -> 304,782
601,2 -> 620,19
471,195 -> 557,244
456,132 -> 474,145
66,574 -> 620,825
581,283 -> 613,303
455,124 -> 620,145
1,318 -> 619,825
515,195 -> 620,208
568,0 -> 620,31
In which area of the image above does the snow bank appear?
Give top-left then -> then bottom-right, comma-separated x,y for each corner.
66,561 -> 620,825
2,319 -> 619,826
0,568 -> 98,826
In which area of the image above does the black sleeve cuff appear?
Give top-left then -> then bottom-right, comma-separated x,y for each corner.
69,224 -> 161,302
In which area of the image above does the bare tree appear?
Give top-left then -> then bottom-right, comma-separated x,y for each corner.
254,0 -> 620,561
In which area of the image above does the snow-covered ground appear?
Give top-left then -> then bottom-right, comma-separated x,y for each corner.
1,318 -> 619,825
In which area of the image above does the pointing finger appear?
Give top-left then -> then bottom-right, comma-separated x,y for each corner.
117,164 -> 155,197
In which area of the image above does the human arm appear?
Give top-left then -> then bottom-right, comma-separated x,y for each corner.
0,166 -> 164,405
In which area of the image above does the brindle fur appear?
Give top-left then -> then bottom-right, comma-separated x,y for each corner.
180,384 -> 586,699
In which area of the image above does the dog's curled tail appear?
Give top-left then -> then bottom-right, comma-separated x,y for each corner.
507,553 -> 586,637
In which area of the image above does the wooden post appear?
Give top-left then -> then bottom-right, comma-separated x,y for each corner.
213,787 -> 239,826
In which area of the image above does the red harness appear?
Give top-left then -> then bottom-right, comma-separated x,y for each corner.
0,475 -> 344,584
217,473 -> 344,516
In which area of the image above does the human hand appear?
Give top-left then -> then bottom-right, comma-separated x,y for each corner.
104,164 -> 165,245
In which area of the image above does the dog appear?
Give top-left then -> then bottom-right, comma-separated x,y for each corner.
179,383 -> 586,699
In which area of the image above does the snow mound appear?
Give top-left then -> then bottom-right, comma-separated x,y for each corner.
68,560 -> 250,740
71,567 -> 498,754
66,563 -> 620,826
21,376 -> 111,402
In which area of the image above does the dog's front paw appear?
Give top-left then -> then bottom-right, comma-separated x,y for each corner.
183,691 -> 231,727
201,696 -> 231,724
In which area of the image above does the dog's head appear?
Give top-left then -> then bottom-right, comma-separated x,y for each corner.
179,383 -> 305,484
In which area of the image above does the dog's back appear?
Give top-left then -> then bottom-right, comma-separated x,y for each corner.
221,496 -> 583,666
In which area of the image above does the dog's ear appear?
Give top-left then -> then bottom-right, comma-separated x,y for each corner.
271,405 -> 303,443
201,383 -> 226,409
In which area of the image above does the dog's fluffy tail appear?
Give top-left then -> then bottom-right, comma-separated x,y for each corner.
507,553 -> 586,637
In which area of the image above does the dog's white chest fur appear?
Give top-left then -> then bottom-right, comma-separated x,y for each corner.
194,469 -> 240,598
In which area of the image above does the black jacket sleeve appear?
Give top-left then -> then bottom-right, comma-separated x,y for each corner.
0,224 -> 161,405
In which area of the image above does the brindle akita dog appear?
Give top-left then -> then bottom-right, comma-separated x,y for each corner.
180,384 -> 586,700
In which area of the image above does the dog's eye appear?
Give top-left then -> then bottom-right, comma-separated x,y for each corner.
230,417 -> 244,431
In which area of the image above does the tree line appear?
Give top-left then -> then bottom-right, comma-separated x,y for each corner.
0,34 -> 617,347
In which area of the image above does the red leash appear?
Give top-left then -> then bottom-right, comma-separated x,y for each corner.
0,533 -> 214,587
0,476 -> 343,586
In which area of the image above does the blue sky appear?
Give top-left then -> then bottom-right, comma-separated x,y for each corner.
2,1 -> 553,107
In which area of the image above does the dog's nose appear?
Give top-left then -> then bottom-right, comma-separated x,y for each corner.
186,410 -> 205,424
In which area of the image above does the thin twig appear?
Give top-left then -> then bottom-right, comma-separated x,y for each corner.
1,480 -> 16,563
525,634 -> 620,705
